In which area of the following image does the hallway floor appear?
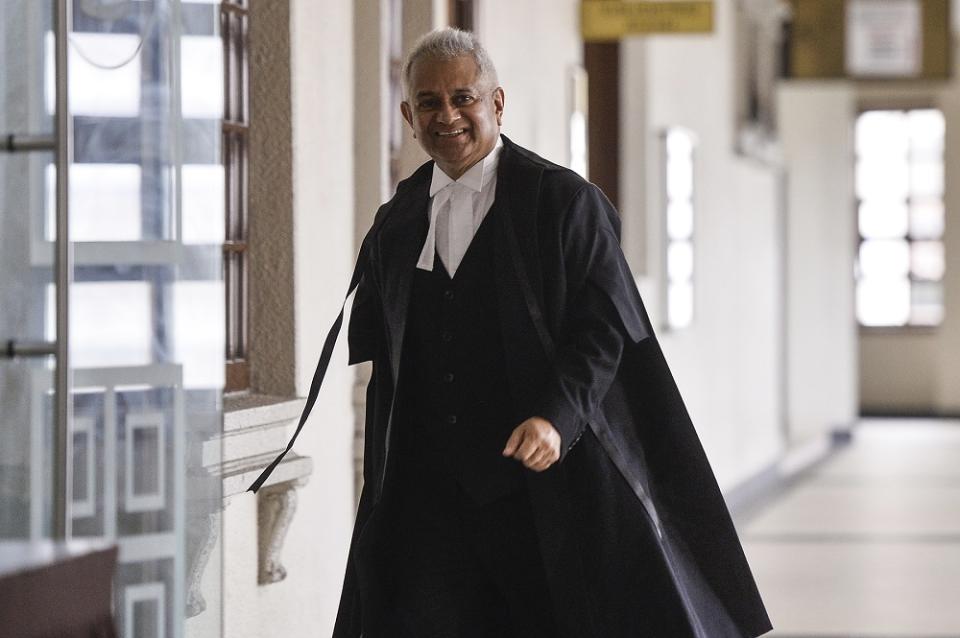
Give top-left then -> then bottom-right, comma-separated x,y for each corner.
739,419 -> 960,638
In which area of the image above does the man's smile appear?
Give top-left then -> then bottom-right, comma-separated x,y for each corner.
436,129 -> 467,137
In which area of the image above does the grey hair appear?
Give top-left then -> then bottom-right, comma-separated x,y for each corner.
402,28 -> 499,99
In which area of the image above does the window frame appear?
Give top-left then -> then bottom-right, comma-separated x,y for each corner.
222,0 -> 250,392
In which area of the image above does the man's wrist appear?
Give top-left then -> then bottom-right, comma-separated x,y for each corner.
532,400 -> 582,460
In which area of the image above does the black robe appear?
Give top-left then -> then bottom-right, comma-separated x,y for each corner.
333,136 -> 771,637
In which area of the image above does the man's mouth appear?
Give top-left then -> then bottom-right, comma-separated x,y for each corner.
436,129 -> 466,137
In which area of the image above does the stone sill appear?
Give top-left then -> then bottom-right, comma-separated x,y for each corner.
186,392 -> 314,605
215,393 -> 312,497
224,393 -> 304,426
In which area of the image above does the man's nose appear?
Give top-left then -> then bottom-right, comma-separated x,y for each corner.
437,100 -> 461,124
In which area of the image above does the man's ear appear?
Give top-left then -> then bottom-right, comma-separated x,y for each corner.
400,101 -> 414,137
493,87 -> 505,126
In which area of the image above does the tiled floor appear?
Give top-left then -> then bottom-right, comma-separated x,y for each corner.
739,420 -> 960,638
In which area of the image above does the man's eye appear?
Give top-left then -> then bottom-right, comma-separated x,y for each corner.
454,95 -> 476,106
417,99 -> 440,110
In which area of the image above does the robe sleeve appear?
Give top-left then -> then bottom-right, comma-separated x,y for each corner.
533,183 -> 650,459
347,200 -> 396,365
347,273 -> 379,365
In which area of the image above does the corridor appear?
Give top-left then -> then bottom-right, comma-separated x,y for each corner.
740,420 -> 960,637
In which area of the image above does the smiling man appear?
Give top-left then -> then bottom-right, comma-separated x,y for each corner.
327,28 -> 772,638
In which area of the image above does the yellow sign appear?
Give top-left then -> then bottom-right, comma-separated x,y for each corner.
582,0 -> 714,40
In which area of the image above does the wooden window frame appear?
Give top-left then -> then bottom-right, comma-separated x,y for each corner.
222,0 -> 251,392
585,42 -> 620,210
449,0 -> 477,31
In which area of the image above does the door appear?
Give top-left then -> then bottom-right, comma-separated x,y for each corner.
0,1 -> 225,636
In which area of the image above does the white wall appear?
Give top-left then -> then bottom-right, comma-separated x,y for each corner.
777,83 -> 859,442
479,0 -> 582,163
632,0 -> 787,489
860,332 -> 940,410
938,74 -> 960,413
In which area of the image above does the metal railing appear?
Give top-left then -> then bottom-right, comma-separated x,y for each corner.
0,0 -> 73,540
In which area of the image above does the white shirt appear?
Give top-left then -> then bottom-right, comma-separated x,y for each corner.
417,136 -> 503,277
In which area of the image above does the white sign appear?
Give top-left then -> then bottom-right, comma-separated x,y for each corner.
846,0 -> 922,77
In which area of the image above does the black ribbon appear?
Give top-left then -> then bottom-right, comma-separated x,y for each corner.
247,246 -> 368,493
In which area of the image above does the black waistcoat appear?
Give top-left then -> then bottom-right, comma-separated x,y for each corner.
396,205 -> 523,505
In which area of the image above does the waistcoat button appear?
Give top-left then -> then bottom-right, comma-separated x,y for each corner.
446,414 -> 458,425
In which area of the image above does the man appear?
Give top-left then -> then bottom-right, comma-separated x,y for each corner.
253,27 -> 771,638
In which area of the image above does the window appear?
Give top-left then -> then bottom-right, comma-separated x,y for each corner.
663,128 -> 696,330
221,0 -> 250,391
855,109 -> 945,327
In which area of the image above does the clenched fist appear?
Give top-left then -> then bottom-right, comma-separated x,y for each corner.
502,416 -> 561,472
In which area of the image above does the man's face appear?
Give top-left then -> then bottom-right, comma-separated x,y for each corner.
401,55 -> 504,180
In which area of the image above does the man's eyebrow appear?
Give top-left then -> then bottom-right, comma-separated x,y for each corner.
414,88 -> 477,98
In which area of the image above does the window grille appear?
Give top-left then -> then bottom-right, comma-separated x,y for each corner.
222,0 -> 250,390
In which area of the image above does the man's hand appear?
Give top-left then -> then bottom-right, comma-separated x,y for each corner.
502,417 -> 561,472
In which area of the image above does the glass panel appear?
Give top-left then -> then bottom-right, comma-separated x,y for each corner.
910,160 -> 944,198
667,240 -> 694,282
181,35 -> 223,119
666,128 -> 694,158
911,241 -> 945,281
857,277 -> 911,326
5,3 -> 224,637
70,282 -> 154,367
911,281 -> 944,326
858,200 -> 908,239
855,110 -> 908,158
47,163 -> 144,242
182,164 -> 225,244
856,157 -> 909,201
859,239 -> 910,278
170,281 -> 225,388
666,155 -> 693,202
907,109 -> 945,156
1,0 -> 56,542
569,110 -> 587,178
45,32 -> 142,117
910,199 -> 945,239
667,200 -> 694,240
663,127 -> 696,331
666,129 -> 694,202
